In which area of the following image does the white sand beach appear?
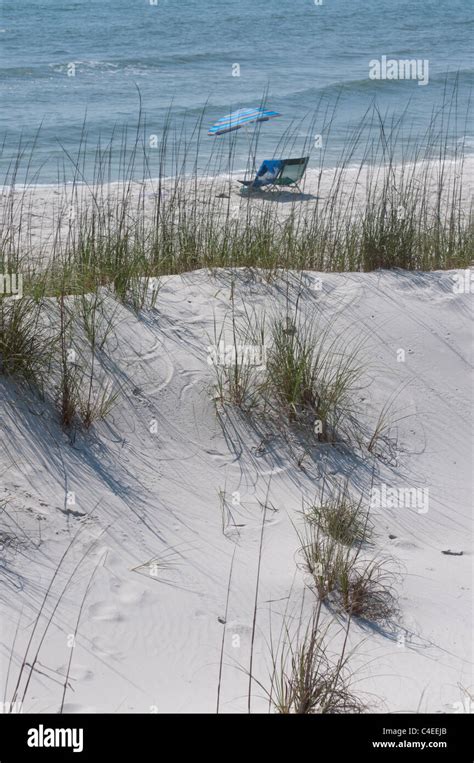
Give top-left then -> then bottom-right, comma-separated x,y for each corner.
1,265 -> 472,713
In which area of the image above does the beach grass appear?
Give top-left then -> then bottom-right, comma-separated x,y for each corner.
299,504 -> 397,623
1,87 -> 472,301
304,479 -> 372,547
267,602 -> 364,714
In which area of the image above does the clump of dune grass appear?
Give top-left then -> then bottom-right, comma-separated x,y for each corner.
210,289 -> 366,447
338,561 -> 396,622
56,291 -> 119,431
305,479 -> 372,547
265,315 -> 318,424
298,514 -> 396,623
0,295 -> 54,395
210,283 -> 404,466
264,308 -> 364,442
0,277 -> 121,432
306,498 -> 370,547
269,604 -> 364,714
301,532 -> 350,600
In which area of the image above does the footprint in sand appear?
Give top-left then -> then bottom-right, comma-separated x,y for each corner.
58,664 -> 94,682
91,636 -> 124,660
87,601 -> 125,623
108,576 -> 148,606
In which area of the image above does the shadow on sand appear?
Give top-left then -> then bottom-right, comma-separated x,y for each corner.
238,187 -> 320,203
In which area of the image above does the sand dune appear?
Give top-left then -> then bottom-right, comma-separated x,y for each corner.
1,267 -> 472,713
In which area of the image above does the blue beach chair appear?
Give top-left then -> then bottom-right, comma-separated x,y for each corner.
238,157 -> 309,193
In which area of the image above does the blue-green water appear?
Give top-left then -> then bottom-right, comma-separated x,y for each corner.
0,0 -> 472,181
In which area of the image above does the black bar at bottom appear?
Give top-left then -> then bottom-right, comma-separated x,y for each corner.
0,712 -> 472,760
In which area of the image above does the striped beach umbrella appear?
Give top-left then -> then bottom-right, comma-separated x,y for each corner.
208,107 -> 281,136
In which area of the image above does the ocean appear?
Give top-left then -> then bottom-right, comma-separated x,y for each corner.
0,0 -> 473,182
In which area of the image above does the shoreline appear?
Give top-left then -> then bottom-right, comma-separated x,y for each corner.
2,152 -> 474,192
